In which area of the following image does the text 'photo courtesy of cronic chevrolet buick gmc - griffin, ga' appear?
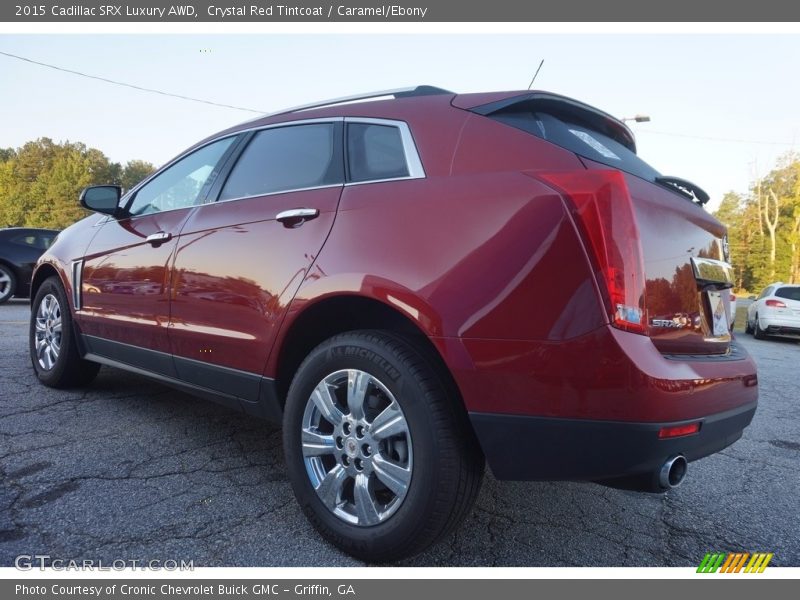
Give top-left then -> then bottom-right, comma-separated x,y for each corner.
27,87 -> 757,561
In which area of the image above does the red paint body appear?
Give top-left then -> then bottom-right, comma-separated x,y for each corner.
33,89 -> 757,456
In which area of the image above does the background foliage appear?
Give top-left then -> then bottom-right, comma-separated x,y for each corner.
713,153 -> 800,293
1,138 -> 798,293
0,138 -> 154,230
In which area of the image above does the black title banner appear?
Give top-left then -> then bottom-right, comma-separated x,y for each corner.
3,0 -> 800,22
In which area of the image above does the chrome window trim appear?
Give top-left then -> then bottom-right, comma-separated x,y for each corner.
121,118 -> 346,205
344,176 -> 422,188
210,183 -> 343,206
344,117 -> 426,182
115,115 -> 426,215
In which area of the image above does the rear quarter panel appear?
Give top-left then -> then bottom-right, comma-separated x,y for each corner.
266,170 -> 606,378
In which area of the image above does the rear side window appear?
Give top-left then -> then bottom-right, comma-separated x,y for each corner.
219,123 -> 341,200
758,287 -> 773,300
775,287 -> 800,301
487,109 -> 660,182
347,123 -> 409,183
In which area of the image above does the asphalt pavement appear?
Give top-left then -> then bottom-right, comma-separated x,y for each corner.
1,298 -> 798,567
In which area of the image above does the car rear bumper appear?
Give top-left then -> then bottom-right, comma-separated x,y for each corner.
470,400 -> 757,481
764,325 -> 800,337
760,315 -> 800,338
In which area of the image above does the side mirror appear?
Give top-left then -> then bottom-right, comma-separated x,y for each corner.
80,185 -> 122,216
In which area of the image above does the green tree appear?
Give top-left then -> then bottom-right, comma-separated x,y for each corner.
716,152 -> 800,291
0,138 -> 153,230
120,159 -> 155,191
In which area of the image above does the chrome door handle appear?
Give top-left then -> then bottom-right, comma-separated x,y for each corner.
276,208 -> 320,227
146,232 -> 172,246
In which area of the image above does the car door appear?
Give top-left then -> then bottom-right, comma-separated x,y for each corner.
77,136 -> 239,375
167,120 -> 344,404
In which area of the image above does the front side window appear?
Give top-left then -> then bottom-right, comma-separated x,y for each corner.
758,287 -> 773,300
127,137 -> 235,217
347,123 -> 409,183
219,123 -> 340,201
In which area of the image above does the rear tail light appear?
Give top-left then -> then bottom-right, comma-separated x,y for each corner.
537,170 -> 647,335
658,422 -> 701,439
766,299 -> 787,308
730,294 -> 737,302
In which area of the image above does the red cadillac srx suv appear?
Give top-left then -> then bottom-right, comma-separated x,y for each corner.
29,87 -> 758,561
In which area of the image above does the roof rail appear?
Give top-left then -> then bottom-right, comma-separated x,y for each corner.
244,86 -> 453,122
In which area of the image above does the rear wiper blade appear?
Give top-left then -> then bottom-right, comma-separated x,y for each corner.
655,176 -> 710,205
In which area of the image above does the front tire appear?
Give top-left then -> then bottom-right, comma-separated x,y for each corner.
283,330 -> 484,562
30,276 -> 100,388
0,264 -> 16,304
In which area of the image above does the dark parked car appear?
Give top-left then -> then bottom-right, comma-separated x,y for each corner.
0,227 -> 59,304
29,87 -> 758,561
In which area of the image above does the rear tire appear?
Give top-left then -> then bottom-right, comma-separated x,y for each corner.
283,330 -> 484,562
30,276 -> 100,388
753,313 -> 768,340
0,264 -> 16,304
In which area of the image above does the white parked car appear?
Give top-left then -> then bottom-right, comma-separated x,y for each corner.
746,283 -> 800,340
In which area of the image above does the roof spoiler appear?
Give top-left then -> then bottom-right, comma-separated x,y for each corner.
469,92 -> 637,154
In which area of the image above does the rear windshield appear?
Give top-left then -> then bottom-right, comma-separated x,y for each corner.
775,287 -> 800,301
488,110 -> 661,182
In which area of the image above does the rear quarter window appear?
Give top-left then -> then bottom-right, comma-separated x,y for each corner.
347,123 -> 410,183
775,287 -> 800,302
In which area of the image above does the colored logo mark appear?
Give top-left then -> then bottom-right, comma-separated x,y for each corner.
697,552 -> 773,573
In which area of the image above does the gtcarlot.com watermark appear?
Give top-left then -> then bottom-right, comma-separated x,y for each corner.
14,555 -> 194,571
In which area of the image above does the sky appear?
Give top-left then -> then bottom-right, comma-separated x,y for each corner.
1,33 -> 799,211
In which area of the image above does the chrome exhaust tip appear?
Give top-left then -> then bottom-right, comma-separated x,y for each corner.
659,455 -> 688,489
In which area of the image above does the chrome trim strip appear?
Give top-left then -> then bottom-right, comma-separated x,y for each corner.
344,176 -> 421,187
240,88 -> 423,124
121,118 -> 345,204
70,259 -> 83,310
120,115 -> 426,216
215,183 -> 343,205
691,256 -> 734,285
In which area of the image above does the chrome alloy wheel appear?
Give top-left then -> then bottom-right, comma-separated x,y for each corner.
301,369 -> 413,526
34,293 -> 62,370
